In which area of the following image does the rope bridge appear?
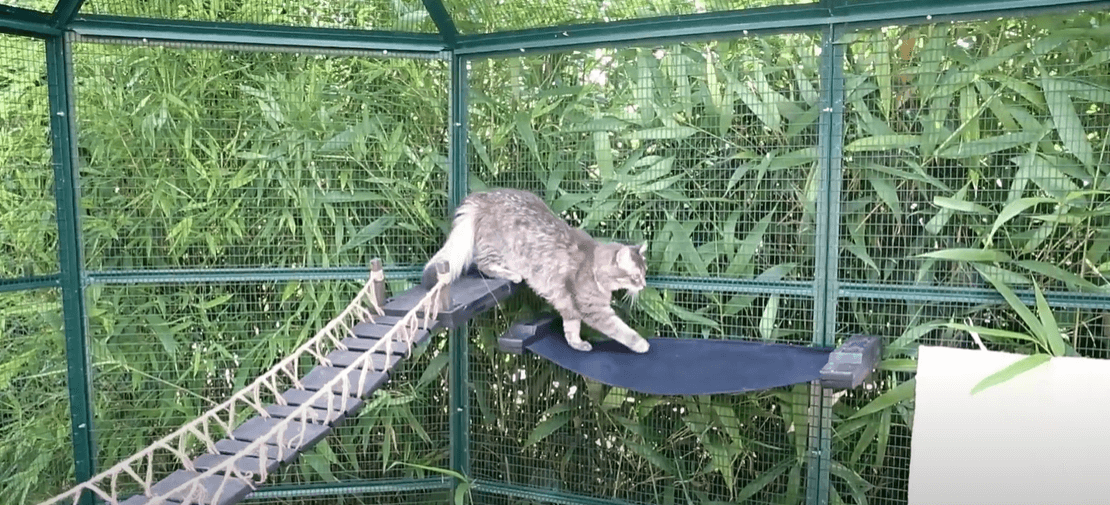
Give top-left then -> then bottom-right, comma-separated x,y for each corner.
39,260 -> 516,505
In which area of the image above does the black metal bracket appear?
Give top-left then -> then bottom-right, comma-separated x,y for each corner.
818,334 -> 883,389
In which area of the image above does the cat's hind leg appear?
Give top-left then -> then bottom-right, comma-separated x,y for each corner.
475,263 -> 523,284
560,318 -> 592,352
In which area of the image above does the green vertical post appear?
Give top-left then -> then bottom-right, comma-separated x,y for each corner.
807,22 -> 845,505
447,52 -> 471,480
46,33 -> 95,505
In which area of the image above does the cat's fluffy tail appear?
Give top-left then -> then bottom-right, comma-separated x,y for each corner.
421,204 -> 476,289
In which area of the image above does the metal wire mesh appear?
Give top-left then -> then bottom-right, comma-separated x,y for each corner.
468,291 -> 819,504
87,279 -> 450,490
833,13 -> 1110,504
469,337 -> 818,504
444,0 -> 816,35
838,15 -> 1110,292
0,0 -> 54,11
0,34 -> 58,279
79,0 -> 439,33
72,41 -> 448,272
464,32 -> 825,505
0,288 -> 70,503
468,34 -> 823,281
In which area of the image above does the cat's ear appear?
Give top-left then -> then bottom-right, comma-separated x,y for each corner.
636,242 -> 648,257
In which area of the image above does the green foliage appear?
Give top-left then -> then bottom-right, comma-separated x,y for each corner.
442,0 -> 803,34
74,45 -> 449,270
4,5 -> 1110,505
83,0 -> 436,32
0,35 -> 58,278
0,290 -> 71,504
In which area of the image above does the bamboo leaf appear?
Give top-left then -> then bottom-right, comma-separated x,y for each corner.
933,196 -> 992,215
916,248 -> 1011,263
1042,75 -> 1095,168
970,354 -> 1051,395
866,170 -> 902,220
623,126 -> 697,140
759,294 -> 779,341
624,439 -> 678,474
975,266 -> 1046,348
988,197 -> 1056,245
844,135 -> 919,152
1033,283 -> 1065,356
1016,260 -> 1104,292
340,216 -> 396,253
418,351 -> 450,387
198,294 -> 234,310
829,461 -> 873,505
523,411 -> 570,448
875,408 -> 892,468
934,131 -> 1041,158
944,323 -> 1042,346
733,457 -> 792,502
514,112 -> 541,163
848,378 -> 915,420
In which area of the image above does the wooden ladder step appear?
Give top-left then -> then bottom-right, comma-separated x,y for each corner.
300,366 -> 389,398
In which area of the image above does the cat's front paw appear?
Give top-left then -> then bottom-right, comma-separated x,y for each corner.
568,340 -> 593,352
628,338 -> 650,354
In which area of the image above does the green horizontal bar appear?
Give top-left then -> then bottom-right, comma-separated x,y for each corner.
68,15 -> 447,54
473,480 -> 634,505
454,0 -> 1108,56
86,266 -> 422,284
246,477 -> 451,500
0,274 -> 62,293
649,275 -> 814,297
839,282 -> 1110,311
0,4 -> 61,36
454,4 -> 827,56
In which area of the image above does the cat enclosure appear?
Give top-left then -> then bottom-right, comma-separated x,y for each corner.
2,0 -> 1110,504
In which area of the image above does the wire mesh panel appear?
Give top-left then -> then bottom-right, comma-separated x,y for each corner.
0,34 -> 58,279
468,35 -> 823,281
834,11 -> 1110,504
469,297 -> 819,504
87,279 -> 451,491
827,296 -> 1110,504
839,13 -> 1110,292
79,0 -> 438,33
72,41 -> 448,272
0,0 -> 55,11
465,32 -> 825,504
443,0 -> 816,35
0,289 -> 70,503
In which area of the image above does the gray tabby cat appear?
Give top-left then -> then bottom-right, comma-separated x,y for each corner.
421,188 -> 651,353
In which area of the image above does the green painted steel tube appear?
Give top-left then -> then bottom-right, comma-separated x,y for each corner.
453,0 -> 1108,57
420,0 -> 458,47
46,33 -> 95,505
51,0 -> 86,27
68,15 -> 447,53
448,53 -> 472,481
0,5 -> 60,36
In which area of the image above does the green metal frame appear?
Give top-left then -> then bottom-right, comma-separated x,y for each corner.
448,52 -> 473,492
812,23 -> 847,504
4,0 -> 1110,503
45,30 -> 95,505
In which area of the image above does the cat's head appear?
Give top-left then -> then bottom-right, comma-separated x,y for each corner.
596,242 -> 648,294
